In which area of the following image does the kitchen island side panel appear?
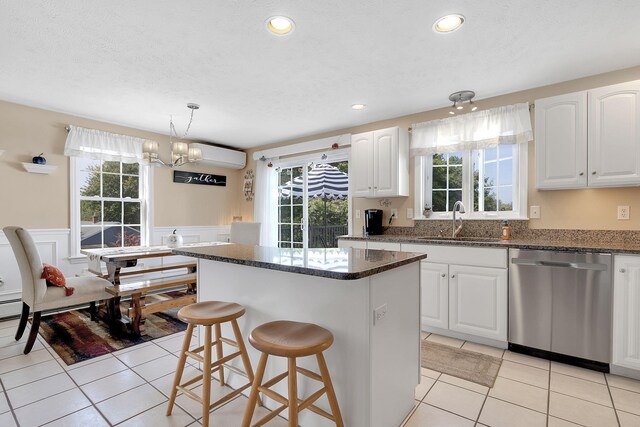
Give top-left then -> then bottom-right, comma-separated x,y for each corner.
370,261 -> 421,427
196,258 -> 421,427
197,258 -> 372,427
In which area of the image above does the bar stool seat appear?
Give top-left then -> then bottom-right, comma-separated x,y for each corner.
249,320 -> 333,357
178,301 -> 245,325
242,320 -> 344,427
167,301 -> 255,427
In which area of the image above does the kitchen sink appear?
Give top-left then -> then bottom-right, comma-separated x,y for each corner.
417,236 -> 502,243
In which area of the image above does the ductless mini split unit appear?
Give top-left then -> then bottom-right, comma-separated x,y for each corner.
189,143 -> 247,170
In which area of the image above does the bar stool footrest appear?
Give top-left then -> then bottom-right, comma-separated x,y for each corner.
308,403 -> 336,421
208,381 -> 252,411
296,366 -> 323,382
257,387 -> 289,406
298,387 -> 327,412
176,386 -> 203,403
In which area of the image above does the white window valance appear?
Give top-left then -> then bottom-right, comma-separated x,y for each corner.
410,102 -> 533,157
64,125 -> 151,164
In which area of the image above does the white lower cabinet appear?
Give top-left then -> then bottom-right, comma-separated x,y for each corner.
403,243 -> 508,343
613,255 -> 640,372
420,262 -> 449,329
448,264 -> 508,341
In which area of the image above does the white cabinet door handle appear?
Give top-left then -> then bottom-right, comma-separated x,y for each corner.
620,268 -> 626,273
441,273 -> 446,278
450,274 -> 455,279
592,171 -> 597,175
579,172 -> 584,176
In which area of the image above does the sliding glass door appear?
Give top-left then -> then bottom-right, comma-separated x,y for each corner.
277,165 -> 306,248
276,157 -> 349,249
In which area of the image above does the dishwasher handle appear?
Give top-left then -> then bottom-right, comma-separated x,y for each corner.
511,258 -> 608,271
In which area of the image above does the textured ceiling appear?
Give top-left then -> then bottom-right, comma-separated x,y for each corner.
1,1 -> 640,149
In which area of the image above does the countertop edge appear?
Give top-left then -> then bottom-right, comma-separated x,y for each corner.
338,235 -> 640,254
172,249 -> 429,280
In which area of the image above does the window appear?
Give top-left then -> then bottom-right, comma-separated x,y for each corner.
431,152 -> 463,212
417,144 -> 527,219
473,145 -> 514,212
71,158 -> 150,257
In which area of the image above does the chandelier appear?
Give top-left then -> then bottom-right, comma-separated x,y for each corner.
143,103 -> 203,167
448,90 -> 478,115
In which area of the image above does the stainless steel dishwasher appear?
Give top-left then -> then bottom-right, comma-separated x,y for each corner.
509,249 -> 612,370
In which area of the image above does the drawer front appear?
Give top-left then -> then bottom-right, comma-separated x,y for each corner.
337,239 -> 367,249
367,241 -> 402,251
401,244 -> 507,269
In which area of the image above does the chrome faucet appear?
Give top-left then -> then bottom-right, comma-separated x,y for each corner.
452,201 -> 466,238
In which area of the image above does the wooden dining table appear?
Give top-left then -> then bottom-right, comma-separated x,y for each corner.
82,242 -> 225,334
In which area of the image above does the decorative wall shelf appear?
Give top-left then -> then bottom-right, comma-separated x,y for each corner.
22,162 -> 57,174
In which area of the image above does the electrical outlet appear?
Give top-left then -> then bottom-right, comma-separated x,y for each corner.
373,304 -> 387,325
530,205 -> 541,219
390,208 -> 398,218
407,208 -> 414,219
618,206 -> 630,220
356,209 -> 361,219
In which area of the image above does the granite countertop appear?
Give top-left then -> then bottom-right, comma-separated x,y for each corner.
172,244 -> 428,280
339,235 -> 640,254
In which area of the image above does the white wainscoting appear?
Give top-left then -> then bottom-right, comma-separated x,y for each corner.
0,225 -> 230,318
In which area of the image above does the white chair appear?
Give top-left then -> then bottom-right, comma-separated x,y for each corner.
3,226 -> 113,354
229,222 -> 261,245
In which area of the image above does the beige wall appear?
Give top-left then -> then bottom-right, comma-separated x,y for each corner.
240,65 -> 640,231
0,100 -> 243,229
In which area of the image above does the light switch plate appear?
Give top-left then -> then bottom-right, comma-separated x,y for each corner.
530,205 -> 541,219
356,209 -> 361,219
618,206 -> 630,220
407,208 -> 413,219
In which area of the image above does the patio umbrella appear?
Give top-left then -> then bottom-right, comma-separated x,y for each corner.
281,163 -> 349,247
281,163 -> 348,199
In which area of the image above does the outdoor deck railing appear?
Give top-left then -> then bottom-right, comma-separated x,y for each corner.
308,225 -> 349,248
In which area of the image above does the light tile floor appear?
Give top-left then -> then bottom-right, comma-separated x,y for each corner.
402,332 -> 640,427
1,317 -> 639,426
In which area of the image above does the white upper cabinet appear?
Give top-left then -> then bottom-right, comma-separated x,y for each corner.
535,79 -> 640,189
588,81 -> 640,187
351,132 -> 374,196
351,126 -> 409,197
535,92 -> 588,189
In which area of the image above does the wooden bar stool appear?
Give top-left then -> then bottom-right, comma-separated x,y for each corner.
242,320 -> 344,427
166,301 -> 256,427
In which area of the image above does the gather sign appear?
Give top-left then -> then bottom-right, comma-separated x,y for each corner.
173,171 -> 227,187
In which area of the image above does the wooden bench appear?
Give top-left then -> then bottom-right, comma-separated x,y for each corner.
105,273 -> 197,336
98,261 -> 197,280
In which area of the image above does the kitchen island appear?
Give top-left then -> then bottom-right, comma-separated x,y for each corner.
173,244 -> 427,427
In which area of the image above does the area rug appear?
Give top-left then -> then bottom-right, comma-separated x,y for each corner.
35,307 -> 187,365
421,340 -> 502,388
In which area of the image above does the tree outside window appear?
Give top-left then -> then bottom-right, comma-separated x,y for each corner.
79,159 -> 142,249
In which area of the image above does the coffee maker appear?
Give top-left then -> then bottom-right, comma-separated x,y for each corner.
364,209 -> 384,235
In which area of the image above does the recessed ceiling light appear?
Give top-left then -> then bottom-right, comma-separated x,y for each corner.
433,14 -> 465,33
266,16 -> 295,35
351,104 -> 367,110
